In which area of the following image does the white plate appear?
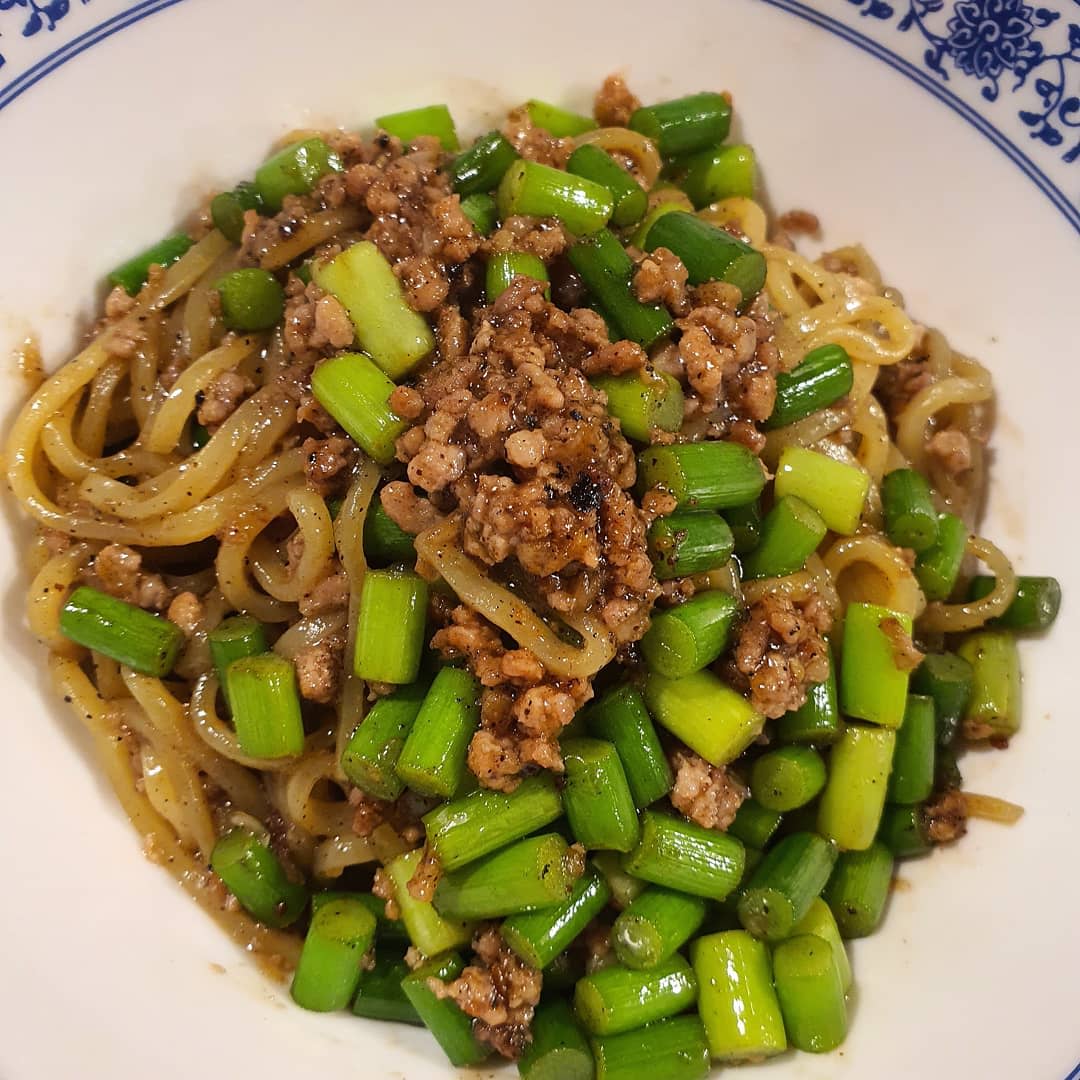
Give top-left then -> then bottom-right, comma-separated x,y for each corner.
0,1 -> 1077,1077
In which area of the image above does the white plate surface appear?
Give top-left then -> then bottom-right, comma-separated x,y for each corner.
0,1 -> 1077,1077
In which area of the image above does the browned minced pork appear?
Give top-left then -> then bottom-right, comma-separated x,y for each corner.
670,747 -> 747,830
874,353 -> 933,424
372,866 -> 400,920
924,790 -> 968,844
429,925 -> 543,1059
298,570 -> 349,616
302,435 -> 355,496
926,428 -> 973,477
293,637 -> 344,704
90,544 -> 171,610
879,616 -> 925,673
729,590 -> 833,719
391,276 -> 659,790
776,209 -> 821,236
581,920 -> 614,974
502,105 -> 574,168
349,788 -> 432,845
166,591 -> 203,636
594,74 -> 641,127
196,370 -> 255,427
406,843 -> 442,902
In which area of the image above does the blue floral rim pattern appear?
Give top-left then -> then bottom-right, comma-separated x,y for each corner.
759,0 -> 1079,230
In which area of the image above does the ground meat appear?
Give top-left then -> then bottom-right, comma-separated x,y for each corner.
634,247 -> 690,316
406,843 -> 442,901
581,921 -> 614,973
487,216 -> 570,262
429,925 -> 542,1059
196,369 -> 255,427
874,353 -> 932,423
926,428 -> 973,477
372,867 -> 400,920
669,748 -> 747,830
349,788 -> 431,846
389,384 -> 425,420
924,790 -> 968,844
378,480 -> 445,536
302,435 -> 354,496
166,591 -> 203,636
879,616 -> 925,672
294,637 -> 344,703
777,209 -> 821,236
298,571 -> 349,616
502,106 -> 574,168
594,74 -> 641,127
580,339 -> 648,378
90,544 -> 171,610
730,591 -> 832,719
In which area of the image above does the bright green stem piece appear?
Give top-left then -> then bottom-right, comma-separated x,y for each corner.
681,143 -> 756,207
968,574 -> 1062,631
340,682 -> 427,800
498,158 -> 613,235
313,241 -> 435,379
208,615 -> 267,706
881,468 -> 939,553
433,834 -> 581,920
423,773 -> 563,872
591,1016 -> 710,1080
518,999 -> 595,1080
792,896 -> 853,992
775,445 -> 869,535
622,809 -> 745,901
912,652 -> 972,746
914,512 -> 968,601
376,104 -> 459,150
817,722 -> 896,850
383,848 -> 474,955
568,228 -> 674,348
353,569 -> 428,684
526,99 -> 598,136
255,137 -> 341,211
459,192 -> 498,234
59,585 -> 184,676
642,211 -> 766,303
395,666 -> 480,798
290,895 -> 376,1012
214,268 -> 284,331
567,143 -> 647,226
487,251 -> 550,300
593,369 -> 684,443
726,799 -> 783,849
450,130 -> 519,195
736,831 -> 837,942
629,92 -> 732,157
363,494 -> 417,567
647,510 -> 734,581
643,668 -> 764,766
741,495 -> 827,580
226,654 -> 306,759
840,602 -> 915,728
502,868 -> 611,970
574,956 -> 698,1036
310,351 -> 409,464
772,933 -> 849,1052
400,953 -> 491,1067
585,684 -> 673,808
592,852 -> 648,910
211,182 -> 263,244
637,441 -> 765,511
690,930 -> 786,1062
612,886 -> 707,970
764,344 -> 854,431
956,630 -> 1022,738
562,737 -> 640,852
108,233 -> 193,295
641,590 -> 740,679
774,646 -> 840,745
887,694 -> 936,804
823,841 -> 894,938
209,828 -> 307,928
351,950 -> 421,1024
749,746 -> 827,811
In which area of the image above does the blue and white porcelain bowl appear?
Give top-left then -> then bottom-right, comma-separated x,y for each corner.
0,1 -> 1077,1077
